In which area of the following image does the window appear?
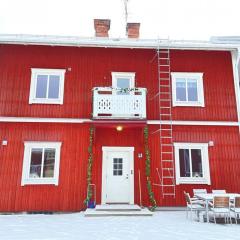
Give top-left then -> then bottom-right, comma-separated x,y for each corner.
113,158 -> 123,176
21,142 -> 61,185
171,72 -> 204,107
112,72 -> 135,95
29,68 -> 66,104
174,143 -> 210,184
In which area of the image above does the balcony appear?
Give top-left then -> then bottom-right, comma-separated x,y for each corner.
92,87 -> 146,119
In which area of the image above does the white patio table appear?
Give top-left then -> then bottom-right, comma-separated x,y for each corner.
195,193 -> 240,222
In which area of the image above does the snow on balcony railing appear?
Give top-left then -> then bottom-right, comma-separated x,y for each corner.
92,87 -> 147,119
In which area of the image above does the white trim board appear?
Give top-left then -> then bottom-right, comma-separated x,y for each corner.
0,117 -> 239,126
232,49 -> 240,132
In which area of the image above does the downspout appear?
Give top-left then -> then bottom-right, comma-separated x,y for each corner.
231,48 -> 240,133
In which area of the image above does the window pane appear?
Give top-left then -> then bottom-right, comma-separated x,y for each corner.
43,148 -> 55,178
116,78 -> 131,95
187,79 -> 198,101
191,149 -> 203,177
29,148 -> 43,178
179,149 -> 190,177
176,79 -> 186,101
48,75 -> 60,99
36,75 -> 48,98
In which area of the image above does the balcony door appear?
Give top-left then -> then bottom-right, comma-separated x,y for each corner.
102,147 -> 134,204
112,72 -> 135,95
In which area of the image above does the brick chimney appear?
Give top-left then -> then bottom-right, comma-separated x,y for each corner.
126,23 -> 140,39
94,19 -> 111,37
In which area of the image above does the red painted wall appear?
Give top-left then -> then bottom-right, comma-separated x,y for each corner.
0,122 -> 240,211
0,44 -> 237,121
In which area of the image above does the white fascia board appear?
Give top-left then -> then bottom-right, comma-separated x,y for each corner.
0,117 -> 92,123
147,120 -> 239,126
0,117 -> 239,126
0,34 -> 238,51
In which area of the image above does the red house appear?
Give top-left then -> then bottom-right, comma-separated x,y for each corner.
0,20 -> 240,212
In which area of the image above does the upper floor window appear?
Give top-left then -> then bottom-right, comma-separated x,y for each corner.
29,68 -> 66,104
111,72 -> 135,95
21,141 -> 61,186
174,143 -> 210,185
171,72 -> 204,107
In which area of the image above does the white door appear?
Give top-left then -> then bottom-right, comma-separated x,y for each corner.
102,147 -> 134,204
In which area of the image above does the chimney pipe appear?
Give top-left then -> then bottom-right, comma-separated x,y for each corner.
94,19 -> 111,37
126,22 -> 140,39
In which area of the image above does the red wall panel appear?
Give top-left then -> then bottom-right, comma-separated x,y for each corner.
0,44 -> 237,121
0,123 -> 240,211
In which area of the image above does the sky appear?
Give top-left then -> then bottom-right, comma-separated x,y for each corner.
0,0 -> 240,40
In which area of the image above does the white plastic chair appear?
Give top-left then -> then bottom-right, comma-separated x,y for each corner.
212,190 -> 226,194
209,196 -> 232,224
231,196 -> 240,224
193,189 -> 207,197
184,191 -> 205,221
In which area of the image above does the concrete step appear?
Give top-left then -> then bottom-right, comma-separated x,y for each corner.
84,208 -> 153,217
95,204 -> 141,211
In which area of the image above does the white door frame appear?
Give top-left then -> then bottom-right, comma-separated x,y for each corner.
101,146 -> 134,204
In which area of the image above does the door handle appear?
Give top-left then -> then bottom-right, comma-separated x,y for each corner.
126,174 -> 129,179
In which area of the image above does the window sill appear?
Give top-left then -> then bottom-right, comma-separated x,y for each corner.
29,100 -> 63,105
21,178 -> 59,186
176,178 -> 210,185
173,102 -> 205,107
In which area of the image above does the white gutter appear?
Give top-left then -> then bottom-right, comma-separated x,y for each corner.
0,34 -> 238,51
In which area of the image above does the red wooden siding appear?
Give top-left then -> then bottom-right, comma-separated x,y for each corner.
0,122 -> 240,211
149,125 -> 240,206
0,44 -> 237,121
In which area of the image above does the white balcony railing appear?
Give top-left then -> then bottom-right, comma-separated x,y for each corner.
92,87 -> 146,119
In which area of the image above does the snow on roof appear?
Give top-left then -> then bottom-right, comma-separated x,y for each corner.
0,34 -> 239,51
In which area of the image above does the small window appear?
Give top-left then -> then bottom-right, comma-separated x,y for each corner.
174,143 -> 210,185
21,142 -> 61,185
112,72 -> 135,95
171,72 -> 204,107
29,68 -> 66,104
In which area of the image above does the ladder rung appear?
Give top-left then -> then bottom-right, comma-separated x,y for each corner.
159,65 -> 170,67
160,77 -> 170,80
163,193 -> 176,196
160,113 -> 171,116
161,129 -> 172,131
161,137 -> 172,139
159,99 -> 171,101
159,57 -> 169,59
161,152 -> 173,154
162,176 -> 174,179
160,85 -> 171,87
160,92 -> 171,95
160,71 -> 171,73
162,144 -> 173,146
162,185 -> 175,187
160,106 -> 171,109
162,168 -> 174,170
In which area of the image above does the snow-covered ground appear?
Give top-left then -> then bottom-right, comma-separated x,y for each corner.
0,211 -> 239,240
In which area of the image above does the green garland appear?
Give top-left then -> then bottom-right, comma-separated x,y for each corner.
84,125 -> 94,205
144,126 -> 157,211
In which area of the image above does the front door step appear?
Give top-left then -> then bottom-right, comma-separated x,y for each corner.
95,204 -> 141,211
84,205 -> 153,217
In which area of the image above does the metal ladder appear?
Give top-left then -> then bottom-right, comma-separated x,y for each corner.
157,46 -> 176,198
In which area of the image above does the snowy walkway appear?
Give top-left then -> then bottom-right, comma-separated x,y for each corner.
0,211 -> 239,240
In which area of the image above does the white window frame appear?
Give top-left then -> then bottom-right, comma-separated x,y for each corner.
29,68 -> 66,104
171,72 -> 204,107
21,141 -> 62,186
111,72 -> 135,95
174,142 -> 211,185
